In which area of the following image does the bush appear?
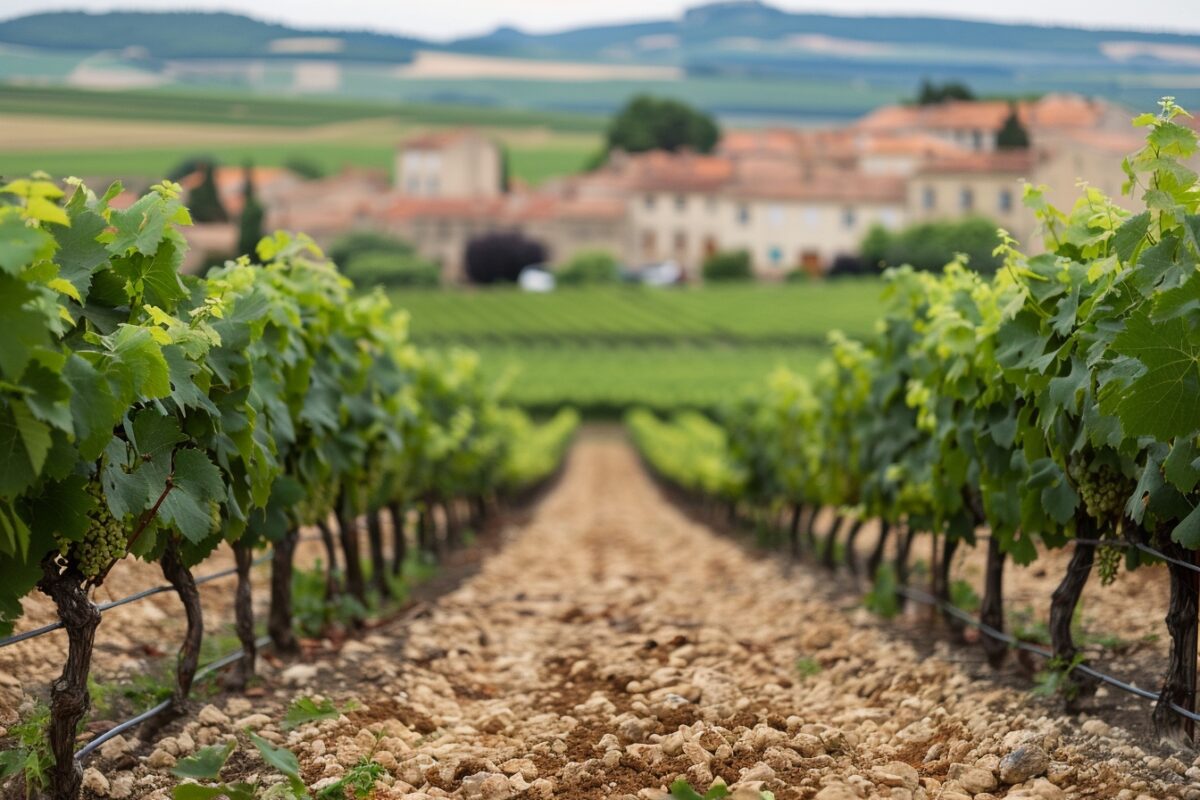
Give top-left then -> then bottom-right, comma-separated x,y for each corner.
464,231 -> 547,285
557,250 -> 619,286
343,251 -> 440,288
861,217 -> 1003,274
702,250 -> 752,282
283,157 -> 326,180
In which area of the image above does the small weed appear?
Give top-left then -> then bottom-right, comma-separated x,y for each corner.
949,579 -> 980,612
316,757 -> 386,799
1033,653 -> 1087,701
282,697 -> 360,730
794,657 -> 822,679
172,734 -> 309,800
292,565 -> 369,638
669,779 -> 774,800
864,563 -> 900,619
0,699 -> 54,800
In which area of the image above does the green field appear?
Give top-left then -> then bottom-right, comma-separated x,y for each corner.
0,85 -> 600,186
389,282 -> 883,414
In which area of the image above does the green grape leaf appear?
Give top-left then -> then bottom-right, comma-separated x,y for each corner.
0,214 -> 50,275
108,324 -> 171,401
108,192 -> 171,257
173,786 -> 241,800
0,275 -> 55,381
1112,211 -> 1150,264
1172,503 -> 1200,550
668,781 -> 706,800
0,401 -> 51,498
1171,506 -> 1200,551
1163,439 -> 1200,494
130,408 -> 185,461
110,240 -> 187,309
52,205 -> 109,299
1153,269 -> 1200,322
1104,310 -> 1200,440
158,449 -> 224,543
172,740 -> 235,780
62,354 -> 121,461
27,474 -> 92,547
1129,236 -> 1182,295
248,732 -> 301,781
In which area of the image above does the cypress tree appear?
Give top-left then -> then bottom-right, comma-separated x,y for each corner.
237,162 -> 264,258
187,161 -> 228,223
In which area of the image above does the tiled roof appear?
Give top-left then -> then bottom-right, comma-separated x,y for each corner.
917,149 -> 1039,176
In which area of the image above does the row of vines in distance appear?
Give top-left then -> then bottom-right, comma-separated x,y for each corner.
629,100 -> 1200,744
0,173 -> 578,799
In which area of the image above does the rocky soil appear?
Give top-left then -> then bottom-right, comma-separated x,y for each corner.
5,436 -> 1200,799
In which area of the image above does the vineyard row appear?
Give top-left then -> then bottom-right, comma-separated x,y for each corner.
0,173 -> 577,800
628,99 -> 1200,746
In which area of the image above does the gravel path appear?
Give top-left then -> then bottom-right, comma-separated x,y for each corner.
26,436 -> 1200,798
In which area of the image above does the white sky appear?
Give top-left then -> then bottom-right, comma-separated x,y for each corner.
1,0 -> 1198,40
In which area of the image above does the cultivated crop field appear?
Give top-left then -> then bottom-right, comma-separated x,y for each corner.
391,282 -> 882,413
0,85 -> 600,186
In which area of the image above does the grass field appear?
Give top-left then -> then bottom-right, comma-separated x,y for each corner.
389,282 -> 883,414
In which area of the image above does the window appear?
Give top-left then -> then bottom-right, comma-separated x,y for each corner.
405,177 -> 421,195
641,230 -> 657,257
879,209 -> 900,228
675,194 -> 687,212
768,205 -> 784,227
971,130 -> 983,151
706,197 -> 719,213
960,187 -> 974,212
737,204 -> 751,225
769,246 -> 783,266
842,207 -> 856,229
998,188 -> 1013,213
426,176 -> 439,196
674,231 -> 687,254
803,208 -> 819,227
644,194 -> 656,210
922,186 -> 936,210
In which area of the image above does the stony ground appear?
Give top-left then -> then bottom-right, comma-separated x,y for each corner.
7,436 -> 1200,799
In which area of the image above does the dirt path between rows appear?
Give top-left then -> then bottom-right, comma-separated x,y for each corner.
66,436 -> 1200,799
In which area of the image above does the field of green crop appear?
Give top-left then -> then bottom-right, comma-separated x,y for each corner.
394,281 -> 881,344
389,282 -> 883,414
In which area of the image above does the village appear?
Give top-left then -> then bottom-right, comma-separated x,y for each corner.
171,92 -> 1144,280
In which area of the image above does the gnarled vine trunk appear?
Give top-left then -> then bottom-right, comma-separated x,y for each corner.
1153,538 -> 1198,746
388,501 -> 407,577
981,536 -> 1008,668
1050,518 -> 1097,707
788,504 -> 803,559
161,539 -> 203,717
867,520 -> 891,581
268,529 -> 299,654
843,519 -> 865,576
894,525 -> 916,610
367,508 -> 390,599
336,507 -> 367,606
38,558 -> 100,800
936,536 -> 964,641
316,517 -> 341,599
231,542 -> 256,689
822,515 -> 846,570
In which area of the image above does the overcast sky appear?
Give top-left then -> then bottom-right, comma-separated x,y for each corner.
2,0 -> 1199,39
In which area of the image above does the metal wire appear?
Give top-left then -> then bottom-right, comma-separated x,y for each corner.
894,585 -> 1200,722
0,538 -> 324,649
73,635 -> 273,763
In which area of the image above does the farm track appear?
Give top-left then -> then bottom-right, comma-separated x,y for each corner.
12,435 -> 1200,799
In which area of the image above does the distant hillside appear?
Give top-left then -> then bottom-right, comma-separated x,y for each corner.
1,1 -> 1198,121
0,11 -> 423,61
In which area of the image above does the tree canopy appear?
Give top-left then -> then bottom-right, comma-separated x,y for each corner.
605,95 -> 720,155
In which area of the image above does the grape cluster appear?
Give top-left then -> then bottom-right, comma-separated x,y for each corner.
1076,464 -> 1128,521
56,480 -> 128,579
1097,543 -> 1122,586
